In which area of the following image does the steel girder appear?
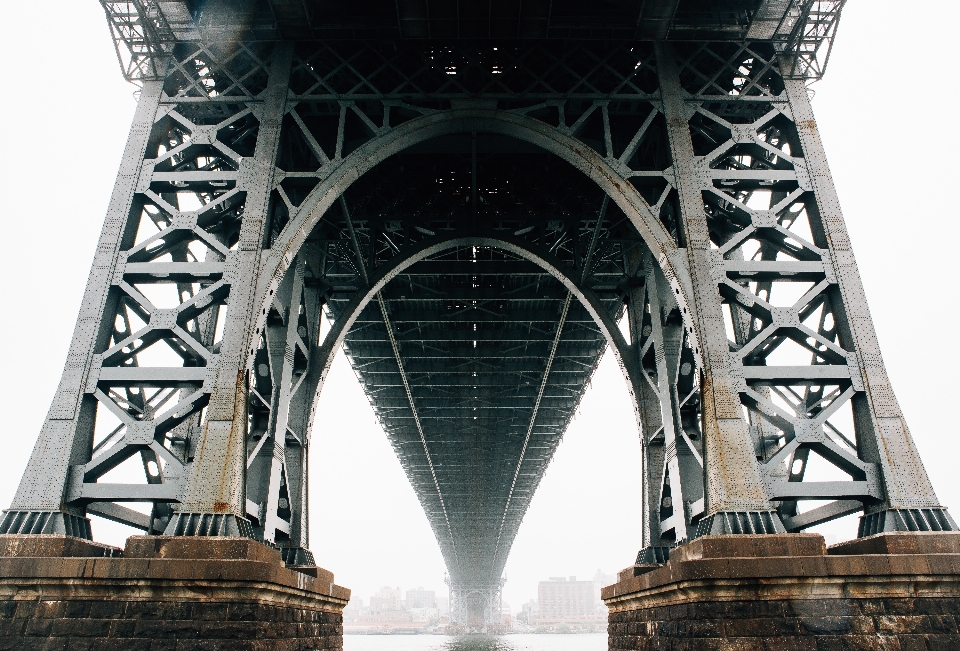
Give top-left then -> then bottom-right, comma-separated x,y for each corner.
2,37 -> 954,621
99,1 -> 845,84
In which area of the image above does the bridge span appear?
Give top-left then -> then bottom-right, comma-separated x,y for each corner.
1,1 -> 958,647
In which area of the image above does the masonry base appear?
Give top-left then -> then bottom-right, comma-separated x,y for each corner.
602,532 -> 960,650
0,534 -> 349,650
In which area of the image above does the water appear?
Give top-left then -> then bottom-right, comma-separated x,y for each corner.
344,634 -> 607,651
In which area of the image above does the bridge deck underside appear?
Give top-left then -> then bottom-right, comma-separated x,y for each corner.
159,0 -> 765,42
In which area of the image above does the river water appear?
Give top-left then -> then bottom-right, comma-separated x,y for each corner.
345,634 -> 607,651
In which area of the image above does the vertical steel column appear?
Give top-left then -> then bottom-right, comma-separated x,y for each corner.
625,265 -> 668,559
280,264 -> 325,561
0,80 -> 165,538
655,43 -> 784,535
782,75 -> 956,536
262,261 -> 305,543
243,252 -> 322,561
166,45 -> 293,536
644,259 -> 694,542
626,244 -> 705,557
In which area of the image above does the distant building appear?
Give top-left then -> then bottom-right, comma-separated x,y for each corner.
369,586 -> 402,612
342,597 -> 363,622
406,587 -> 437,609
517,599 -> 538,625
500,602 -> 512,630
537,576 -> 599,624
592,569 -> 616,614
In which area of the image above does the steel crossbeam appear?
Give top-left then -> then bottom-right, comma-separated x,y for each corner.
2,1 -> 955,629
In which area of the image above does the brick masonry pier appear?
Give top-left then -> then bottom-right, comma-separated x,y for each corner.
0,535 -> 348,650
602,533 -> 960,650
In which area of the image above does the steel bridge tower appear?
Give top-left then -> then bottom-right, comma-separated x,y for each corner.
1,0 -> 956,640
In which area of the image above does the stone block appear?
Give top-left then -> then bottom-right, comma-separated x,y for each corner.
0,535 -> 120,559
759,637 -> 816,651
829,532 -> 960,556
670,534 -> 826,562
123,536 -> 280,564
927,635 -> 960,651
0,535 -> 347,650
618,564 -> 660,582
604,533 -> 960,651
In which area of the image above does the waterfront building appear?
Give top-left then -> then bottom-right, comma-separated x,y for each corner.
369,586 -> 402,612
537,576 -> 601,624
517,599 -> 539,626
405,587 -> 437,609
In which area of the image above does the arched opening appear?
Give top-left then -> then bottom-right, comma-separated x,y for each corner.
256,108 -> 701,367
244,127 -> 706,627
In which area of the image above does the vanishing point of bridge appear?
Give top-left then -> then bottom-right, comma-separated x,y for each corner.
1,1 -> 958,647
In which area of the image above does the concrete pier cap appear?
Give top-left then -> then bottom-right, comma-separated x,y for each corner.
0,534 -> 349,649
603,532 -> 960,650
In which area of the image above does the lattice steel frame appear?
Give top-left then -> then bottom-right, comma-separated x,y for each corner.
99,1 -> 847,84
2,33 -> 953,591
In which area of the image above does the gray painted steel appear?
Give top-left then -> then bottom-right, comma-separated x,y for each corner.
2,0 -> 954,628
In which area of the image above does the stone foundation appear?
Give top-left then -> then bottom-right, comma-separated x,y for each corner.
0,534 -> 349,650
602,532 -> 960,651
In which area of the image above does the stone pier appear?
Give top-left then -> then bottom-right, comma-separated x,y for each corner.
602,533 -> 960,650
0,535 -> 348,650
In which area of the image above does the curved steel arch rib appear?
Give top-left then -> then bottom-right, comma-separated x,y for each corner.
241,109 -> 718,573
311,233 -> 642,416
256,108 -> 703,367
247,228 -> 650,580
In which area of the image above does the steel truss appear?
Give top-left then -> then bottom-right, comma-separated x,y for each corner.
3,15 -> 955,630
99,1 -> 846,84
448,577 -> 504,631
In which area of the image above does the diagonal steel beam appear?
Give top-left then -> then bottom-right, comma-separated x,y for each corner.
376,292 -> 460,575
339,196 -> 368,286
581,195 -> 610,285
490,292 -> 573,568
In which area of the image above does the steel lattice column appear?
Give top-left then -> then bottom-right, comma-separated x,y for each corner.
0,43 -> 309,543
0,80 -> 166,538
780,74 -> 954,536
166,45 -> 294,536
652,41 -> 955,537
656,44 -> 784,536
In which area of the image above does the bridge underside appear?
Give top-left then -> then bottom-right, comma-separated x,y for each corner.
320,141 -> 634,593
143,0 -> 784,43
4,0 -> 957,637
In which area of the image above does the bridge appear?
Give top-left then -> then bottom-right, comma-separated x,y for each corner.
1,1 -> 958,647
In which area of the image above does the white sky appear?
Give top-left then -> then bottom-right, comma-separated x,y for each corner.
0,1 -> 957,613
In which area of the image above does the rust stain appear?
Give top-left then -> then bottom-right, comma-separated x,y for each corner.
570,142 -> 628,197
699,369 -> 724,497
215,370 -> 247,509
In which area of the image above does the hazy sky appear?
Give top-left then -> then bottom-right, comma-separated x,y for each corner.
0,1 -> 957,612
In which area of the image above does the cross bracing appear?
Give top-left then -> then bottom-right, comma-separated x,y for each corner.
101,0 -> 844,83
3,1 -> 956,630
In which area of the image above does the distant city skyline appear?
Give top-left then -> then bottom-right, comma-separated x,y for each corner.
346,568 -> 616,626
